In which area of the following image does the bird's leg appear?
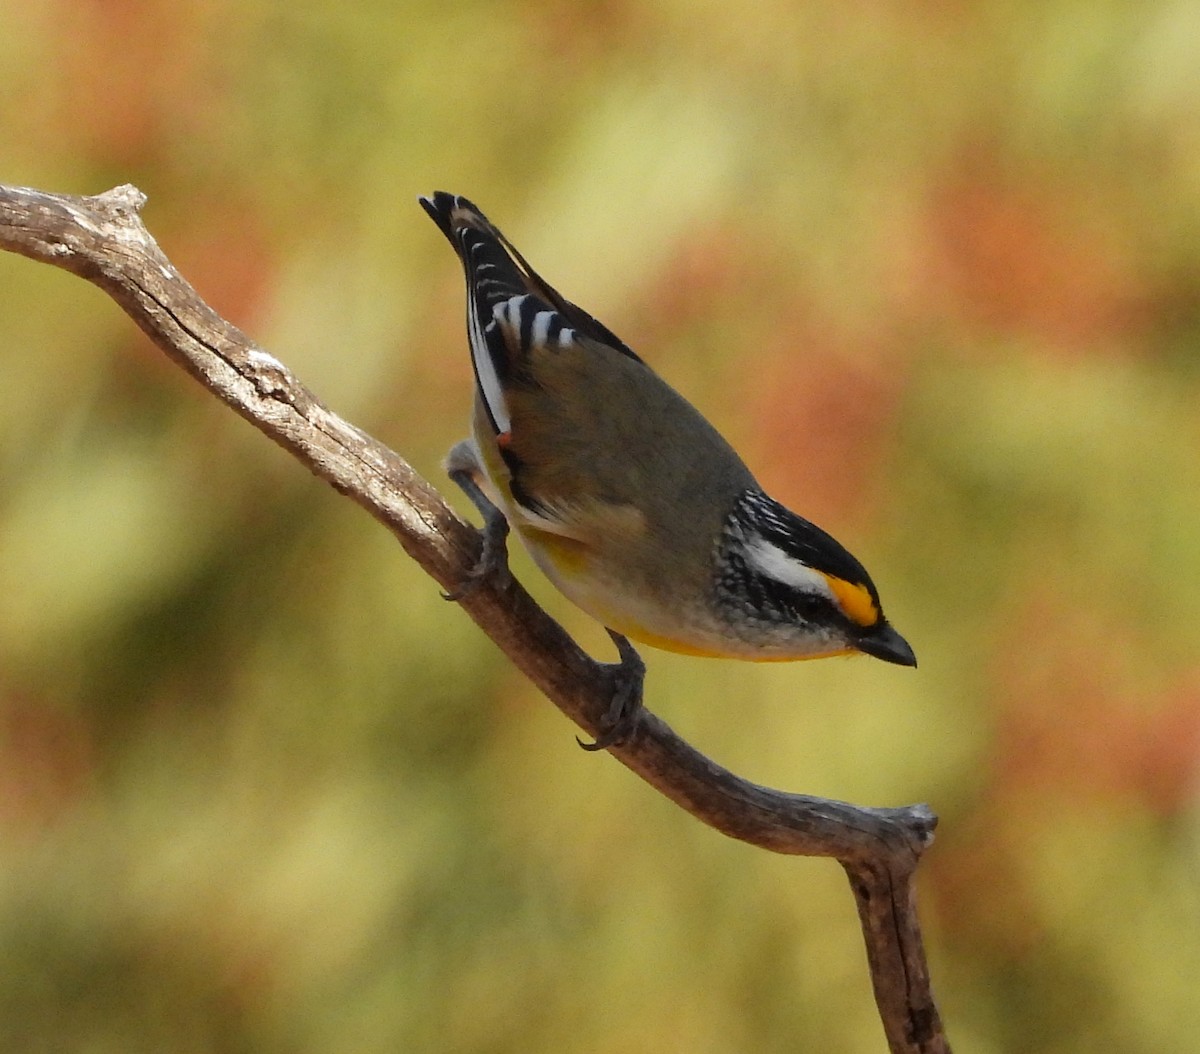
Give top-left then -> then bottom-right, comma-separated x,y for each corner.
443,440 -> 513,600
578,629 -> 646,751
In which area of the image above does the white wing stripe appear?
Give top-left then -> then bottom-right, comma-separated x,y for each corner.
468,291 -> 511,434
531,309 -> 554,347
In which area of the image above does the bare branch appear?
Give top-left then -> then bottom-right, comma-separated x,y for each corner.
0,183 -> 949,1053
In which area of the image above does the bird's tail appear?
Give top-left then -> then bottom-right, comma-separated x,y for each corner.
419,192 -> 536,315
418,191 -> 640,362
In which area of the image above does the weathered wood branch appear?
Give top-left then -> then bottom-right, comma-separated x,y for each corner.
0,182 -> 949,1053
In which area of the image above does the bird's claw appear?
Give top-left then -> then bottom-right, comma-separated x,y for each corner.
577,630 -> 646,751
441,528 -> 513,600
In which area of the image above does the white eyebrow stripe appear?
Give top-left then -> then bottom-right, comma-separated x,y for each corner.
742,536 -> 834,599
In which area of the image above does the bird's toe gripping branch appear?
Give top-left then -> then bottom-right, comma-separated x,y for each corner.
577,629 -> 646,752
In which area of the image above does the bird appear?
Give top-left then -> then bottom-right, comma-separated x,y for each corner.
420,191 -> 915,748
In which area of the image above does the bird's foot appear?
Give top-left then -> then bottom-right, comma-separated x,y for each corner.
578,630 -> 646,751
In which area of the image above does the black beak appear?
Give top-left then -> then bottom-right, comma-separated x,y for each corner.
856,622 -> 917,668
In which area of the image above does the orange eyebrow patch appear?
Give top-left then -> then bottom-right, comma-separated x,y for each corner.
822,574 -> 879,628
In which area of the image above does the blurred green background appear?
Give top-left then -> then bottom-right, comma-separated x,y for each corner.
2,1 -> 1199,1051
